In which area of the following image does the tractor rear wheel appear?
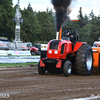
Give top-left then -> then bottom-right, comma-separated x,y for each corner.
38,61 -> 45,75
75,44 -> 93,75
63,61 -> 72,77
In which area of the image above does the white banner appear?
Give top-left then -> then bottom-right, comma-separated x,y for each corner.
15,51 -> 31,55
0,50 -> 7,55
0,50 -> 31,56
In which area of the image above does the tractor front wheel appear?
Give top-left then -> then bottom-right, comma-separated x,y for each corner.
38,61 -> 45,75
75,44 -> 93,75
63,61 -> 72,77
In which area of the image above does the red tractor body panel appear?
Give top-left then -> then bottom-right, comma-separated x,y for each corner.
40,59 -> 45,67
73,42 -> 87,52
56,59 -> 62,68
40,58 -> 62,68
47,40 -> 72,59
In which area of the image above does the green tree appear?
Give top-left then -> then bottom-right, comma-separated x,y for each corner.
0,0 -> 14,40
27,3 -> 33,12
21,8 -> 41,43
37,11 -> 56,42
89,10 -> 95,20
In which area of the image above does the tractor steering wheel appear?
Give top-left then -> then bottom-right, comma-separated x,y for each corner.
62,28 -> 78,44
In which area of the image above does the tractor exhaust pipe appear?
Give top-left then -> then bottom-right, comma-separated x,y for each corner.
56,31 -> 59,40
56,28 -> 62,40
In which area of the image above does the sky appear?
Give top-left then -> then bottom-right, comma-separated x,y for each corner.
13,0 -> 100,19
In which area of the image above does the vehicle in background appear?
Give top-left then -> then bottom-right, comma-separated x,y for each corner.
93,41 -> 100,47
0,37 -> 10,50
21,42 -> 32,51
0,37 -> 32,51
30,43 -> 41,55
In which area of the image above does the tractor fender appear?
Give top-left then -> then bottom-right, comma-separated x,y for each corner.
40,59 -> 45,67
73,42 -> 87,52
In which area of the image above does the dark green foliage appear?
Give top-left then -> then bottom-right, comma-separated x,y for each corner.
27,3 -> 33,12
62,10 -> 100,46
0,0 -> 14,41
0,1 -> 100,45
37,11 -> 56,41
21,8 -> 41,43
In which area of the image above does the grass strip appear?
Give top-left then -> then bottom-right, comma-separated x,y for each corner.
0,62 -> 38,67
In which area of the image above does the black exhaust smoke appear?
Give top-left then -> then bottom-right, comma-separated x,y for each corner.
51,0 -> 72,32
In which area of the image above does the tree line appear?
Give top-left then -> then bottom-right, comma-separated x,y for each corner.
0,0 -> 56,44
63,10 -> 100,45
0,0 -> 100,46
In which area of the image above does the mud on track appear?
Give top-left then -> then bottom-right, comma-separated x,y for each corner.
0,66 -> 100,100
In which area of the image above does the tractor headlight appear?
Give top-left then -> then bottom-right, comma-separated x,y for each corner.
54,50 -> 58,54
49,50 -> 52,54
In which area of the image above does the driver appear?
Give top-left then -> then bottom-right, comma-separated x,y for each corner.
62,30 -> 72,40
62,30 -> 75,43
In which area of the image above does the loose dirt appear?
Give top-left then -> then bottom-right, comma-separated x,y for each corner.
0,66 -> 100,100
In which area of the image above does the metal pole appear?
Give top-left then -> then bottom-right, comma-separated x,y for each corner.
15,0 -> 21,50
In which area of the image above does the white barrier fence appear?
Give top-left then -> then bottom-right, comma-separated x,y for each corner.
0,50 -> 31,56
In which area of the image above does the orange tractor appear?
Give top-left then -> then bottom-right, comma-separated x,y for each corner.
92,47 -> 100,73
38,27 -> 94,76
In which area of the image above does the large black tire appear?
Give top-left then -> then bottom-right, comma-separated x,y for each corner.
63,61 -> 72,77
38,61 -> 45,75
75,44 -> 93,75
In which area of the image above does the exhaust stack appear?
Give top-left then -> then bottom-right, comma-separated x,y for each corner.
56,32 -> 59,40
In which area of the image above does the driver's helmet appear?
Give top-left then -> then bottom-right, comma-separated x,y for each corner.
64,30 -> 71,37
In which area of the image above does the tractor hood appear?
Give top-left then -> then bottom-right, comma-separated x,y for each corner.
47,39 -> 72,59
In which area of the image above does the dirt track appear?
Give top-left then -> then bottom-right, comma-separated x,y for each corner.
0,66 -> 100,100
